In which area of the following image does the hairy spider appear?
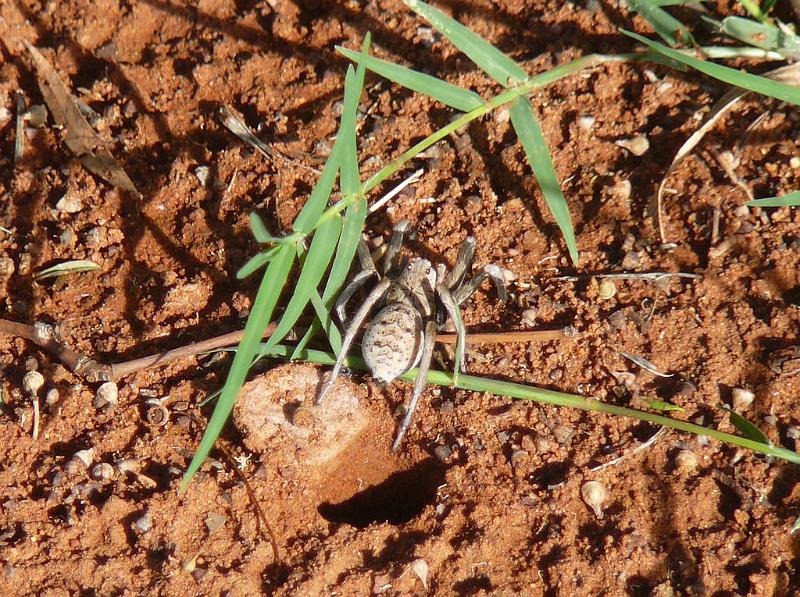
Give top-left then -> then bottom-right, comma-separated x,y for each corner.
316,220 -> 507,450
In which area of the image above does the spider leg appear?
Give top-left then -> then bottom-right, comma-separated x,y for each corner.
437,283 -> 466,384
453,264 -> 507,305
445,236 -> 476,290
392,319 -> 438,452
356,238 -> 378,273
381,220 -> 410,276
316,277 -> 392,405
335,268 -> 378,324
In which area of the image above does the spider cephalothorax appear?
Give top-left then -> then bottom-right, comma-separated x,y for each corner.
316,220 -> 506,450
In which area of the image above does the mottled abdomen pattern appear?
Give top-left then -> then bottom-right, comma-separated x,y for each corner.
362,303 -> 423,383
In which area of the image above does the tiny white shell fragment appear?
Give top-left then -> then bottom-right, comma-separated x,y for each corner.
731,388 -> 754,412
581,480 -> 607,518
194,165 -> 211,186
577,115 -> 595,130
616,135 -> 650,156
95,381 -> 119,408
597,279 -> 616,300
409,558 -> 429,589
72,448 -> 95,467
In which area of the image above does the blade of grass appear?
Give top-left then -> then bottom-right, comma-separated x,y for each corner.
258,216 -> 343,358
627,0 -> 696,47
746,191 -> 800,207
404,0 -> 528,86
509,96 -> 579,265
624,30 -> 800,105
33,259 -> 100,281
249,212 -> 285,244
337,46 -> 484,111
237,245 -> 284,279
720,16 -> 800,55
180,243 -> 295,492
722,406 -> 772,445
244,342 -> 800,465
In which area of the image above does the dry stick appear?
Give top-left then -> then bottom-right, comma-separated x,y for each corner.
0,318 -> 565,382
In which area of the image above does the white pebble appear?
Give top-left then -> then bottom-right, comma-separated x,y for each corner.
581,480 -> 607,518
194,165 -> 211,186
615,135 -> 650,156
731,388 -> 754,412
56,193 -> 83,214
790,156 -> 800,169
95,381 -> 118,408
577,115 -> 595,130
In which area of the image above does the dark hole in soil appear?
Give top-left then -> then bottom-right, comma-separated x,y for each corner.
317,458 -> 445,528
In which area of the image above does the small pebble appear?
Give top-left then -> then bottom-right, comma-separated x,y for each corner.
205,512 -> 227,534
610,179 -> 632,201
91,462 -> 114,480
94,381 -> 118,408
71,449 -> 94,468
581,480 -> 608,518
674,449 -> 699,473
409,559 -> 429,590
434,444 -> 452,462
597,279 -> 616,300
786,426 -> 800,440
192,568 -> 207,582
55,194 -> 83,214
134,512 -> 151,533
577,115 -> 595,130
496,430 -> 511,444
24,105 -> 48,128
552,423 -> 575,444
0,257 -> 15,277
607,310 -> 626,330
494,106 -> 510,124
194,166 -> 211,186
616,135 -> 650,156
45,388 -> 59,406
439,400 -> 454,414
791,156 -> 800,169
521,308 -> 538,327
731,388 -> 754,412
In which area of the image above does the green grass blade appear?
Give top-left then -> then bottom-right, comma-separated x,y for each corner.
722,406 -> 771,445
509,96 -> 579,266
746,191 -> 800,207
404,0 -> 528,86
236,245 -> 283,279
242,342 -> 800,466
720,16 -> 800,54
337,46 -> 484,112
626,0 -> 696,47
624,30 -> 800,105
33,259 -> 100,280
310,291 -> 342,353
292,145 -> 342,235
258,217 -> 343,357
249,212 -> 280,243
179,243 -> 295,492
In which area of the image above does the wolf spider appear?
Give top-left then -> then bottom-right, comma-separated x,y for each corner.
316,221 -> 506,450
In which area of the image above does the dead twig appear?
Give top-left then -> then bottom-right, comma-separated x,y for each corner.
554,271 -> 701,282
0,319 -> 563,383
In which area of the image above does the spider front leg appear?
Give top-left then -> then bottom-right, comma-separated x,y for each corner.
392,319 -> 438,452
381,220 -> 410,275
335,268 -> 377,324
445,236 -> 476,290
437,284 -> 466,385
316,277 -> 392,405
453,264 -> 507,305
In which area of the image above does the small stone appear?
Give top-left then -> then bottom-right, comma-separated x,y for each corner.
521,308 -> 538,327
791,156 -> 800,169
434,444 -> 452,462
45,388 -> 59,406
510,448 -> 527,466
91,462 -> 114,480
192,568 -> 207,582
205,512 -> 227,534
0,257 -> 15,277
55,193 -> 83,214
439,400 -> 454,414
610,179 -> 632,201
787,426 -> 800,440
597,279 -> 616,300
674,449 -> 699,473
496,430 -> 511,444
94,381 -> 118,408
501,268 -> 516,283
71,449 -> 94,469
616,135 -> 649,156
194,166 -> 211,186
731,388 -> 754,412
84,227 -> 105,248
621,250 -> 642,269
494,106 -> 510,124
535,435 -> 554,454
409,559 -> 429,590
59,228 -> 76,246
134,511 -> 151,533
607,310 -> 626,330
23,105 -> 48,128
581,480 -> 607,518
552,423 -> 574,444
577,115 -> 595,130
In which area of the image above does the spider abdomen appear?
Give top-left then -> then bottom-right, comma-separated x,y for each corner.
362,303 -> 424,383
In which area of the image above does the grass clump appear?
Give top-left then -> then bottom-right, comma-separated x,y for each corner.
181,0 -> 800,493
